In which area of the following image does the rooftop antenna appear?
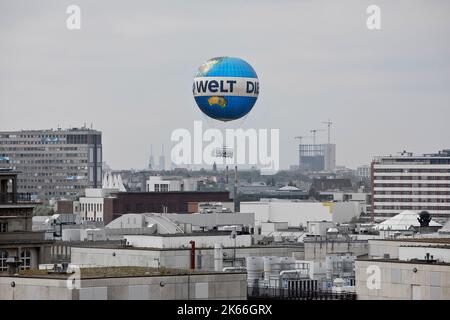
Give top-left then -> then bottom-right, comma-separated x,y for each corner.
214,146 -> 233,185
322,119 -> 333,144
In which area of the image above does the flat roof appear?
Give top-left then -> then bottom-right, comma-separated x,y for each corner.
356,258 -> 450,267
0,266 -> 244,279
71,243 -> 305,251
124,231 -> 238,237
368,238 -> 450,244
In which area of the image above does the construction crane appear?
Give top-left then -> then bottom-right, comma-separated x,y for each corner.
294,135 -> 310,145
310,129 -> 324,145
322,119 -> 333,144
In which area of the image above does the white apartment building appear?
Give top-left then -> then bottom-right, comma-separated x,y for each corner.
77,188 -> 107,222
146,176 -> 199,192
357,165 -> 371,179
372,150 -> 450,221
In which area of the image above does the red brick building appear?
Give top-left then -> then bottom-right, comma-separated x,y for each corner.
104,191 -> 231,223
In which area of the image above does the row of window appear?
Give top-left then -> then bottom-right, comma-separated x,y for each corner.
154,184 -> 169,192
1,133 -> 65,138
374,184 -> 450,188
0,250 -> 31,271
20,183 -> 87,189
6,159 -> 89,164
16,167 -> 88,172
20,172 -> 87,177
0,147 -> 82,152
375,176 -> 450,180
80,202 -> 103,213
0,141 -> 67,145
81,217 -> 103,221
374,191 -> 450,195
374,198 -> 450,203
374,205 -> 450,210
5,153 -> 88,158
374,168 -> 450,173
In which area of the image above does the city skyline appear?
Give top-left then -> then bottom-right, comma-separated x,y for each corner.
1,0 -> 450,171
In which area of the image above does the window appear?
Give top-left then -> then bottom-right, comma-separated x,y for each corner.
0,250 -> 8,271
0,223 -> 7,233
20,250 -> 31,270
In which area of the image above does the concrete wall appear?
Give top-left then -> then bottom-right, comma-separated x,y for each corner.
124,234 -> 252,249
304,240 -> 369,261
71,246 -> 305,271
0,273 -> 247,300
368,240 -> 450,259
399,246 -> 450,263
355,259 -> 450,300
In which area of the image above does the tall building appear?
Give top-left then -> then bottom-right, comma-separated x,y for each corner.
299,143 -> 336,172
371,150 -> 450,221
0,128 -> 102,201
159,144 -> 166,171
357,165 -> 371,179
148,144 -> 154,170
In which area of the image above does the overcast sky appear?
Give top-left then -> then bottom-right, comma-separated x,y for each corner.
1,0 -> 449,170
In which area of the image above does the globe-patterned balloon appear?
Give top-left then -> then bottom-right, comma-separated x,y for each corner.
193,57 -> 259,122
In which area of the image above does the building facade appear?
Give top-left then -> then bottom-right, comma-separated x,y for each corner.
356,238 -> 450,300
357,165 -> 371,179
0,269 -> 247,300
58,191 -> 232,224
299,143 -> 336,172
146,176 -> 199,192
0,169 -> 53,271
372,150 -> 450,220
0,128 -> 102,201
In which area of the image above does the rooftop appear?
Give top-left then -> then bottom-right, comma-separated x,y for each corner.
356,257 -> 450,267
369,238 -> 450,244
71,243 -> 305,251
0,266 -> 240,279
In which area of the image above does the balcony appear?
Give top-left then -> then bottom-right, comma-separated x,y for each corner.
0,192 -> 32,204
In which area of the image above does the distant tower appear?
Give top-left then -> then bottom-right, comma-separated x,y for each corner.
322,119 -> 336,172
212,162 -> 217,172
159,144 -> 166,171
149,144 -> 155,170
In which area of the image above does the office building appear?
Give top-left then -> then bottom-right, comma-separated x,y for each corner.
0,128 -> 102,201
298,144 -> 336,172
372,150 -> 450,221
